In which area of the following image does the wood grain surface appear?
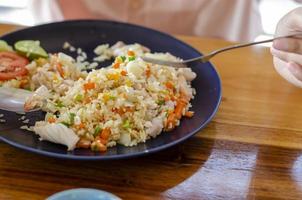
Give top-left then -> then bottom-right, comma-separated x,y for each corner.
1,25 -> 302,200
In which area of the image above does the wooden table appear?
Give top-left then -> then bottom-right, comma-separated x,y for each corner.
1,24 -> 302,200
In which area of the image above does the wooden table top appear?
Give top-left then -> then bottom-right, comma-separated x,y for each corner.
1,24 -> 302,200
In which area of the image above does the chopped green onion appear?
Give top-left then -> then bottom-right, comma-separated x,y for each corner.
60,122 -> 70,127
128,56 -> 135,61
165,110 -> 170,117
74,94 -> 83,102
55,101 -> 64,108
122,120 -> 131,129
69,113 -> 76,125
94,126 -> 101,136
120,56 -> 126,62
159,90 -> 169,95
156,99 -> 165,105
109,95 -> 116,100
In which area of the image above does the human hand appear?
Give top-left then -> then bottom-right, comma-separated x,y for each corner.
271,7 -> 302,87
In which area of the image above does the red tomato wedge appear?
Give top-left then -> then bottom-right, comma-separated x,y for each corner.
0,51 -> 29,80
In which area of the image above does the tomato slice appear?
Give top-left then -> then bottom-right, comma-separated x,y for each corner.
0,51 -> 29,80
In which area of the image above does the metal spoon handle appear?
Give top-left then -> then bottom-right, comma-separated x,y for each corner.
192,33 -> 302,63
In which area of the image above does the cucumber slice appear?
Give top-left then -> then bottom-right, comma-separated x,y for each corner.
14,40 -> 48,60
0,40 -> 13,52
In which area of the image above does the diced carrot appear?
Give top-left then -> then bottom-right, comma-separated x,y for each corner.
100,128 -> 110,140
178,92 -> 188,103
180,98 -> 188,104
175,101 -> 186,119
165,81 -> 174,89
112,107 -> 121,114
94,135 -> 108,150
91,140 -> 107,151
167,112 -> 175,122
170,95 -> 176,101
121,70 -> 127,76
83,82 -> 95,91
56,63 -> 64,78
164,96 -> 170,101
125,107 -> 134,112
185,111 -> 194,118
165,112 -> 176,131
98,143 -> 107,151
76,123 -> 85,129
83,96 -> 91,104
113,62 -> 120,69
146,65 -> 151,78
76,138 -> 91,148
127,50 -> 135,57
100,138 -> 108,145
48,117 -> 56,123
112,106 -> 134,115
180,91 -> 190,102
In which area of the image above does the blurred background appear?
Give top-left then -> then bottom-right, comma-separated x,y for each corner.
0,0 -> 301,42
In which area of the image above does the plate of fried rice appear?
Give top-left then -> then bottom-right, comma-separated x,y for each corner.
0,20 -> 221,160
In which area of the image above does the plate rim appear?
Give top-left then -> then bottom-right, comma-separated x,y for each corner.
0,19 -> 222,160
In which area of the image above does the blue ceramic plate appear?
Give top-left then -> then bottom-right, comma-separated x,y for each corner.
0,20 -> 221,160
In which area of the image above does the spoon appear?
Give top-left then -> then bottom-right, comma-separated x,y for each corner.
0,87 -> 34,113
141,33 -> 302,67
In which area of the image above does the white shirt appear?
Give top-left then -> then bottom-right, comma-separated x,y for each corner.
28,0 -> 263,42
82,0 -> 263,42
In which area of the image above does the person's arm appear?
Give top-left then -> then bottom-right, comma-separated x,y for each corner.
57,0 -> 96,19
